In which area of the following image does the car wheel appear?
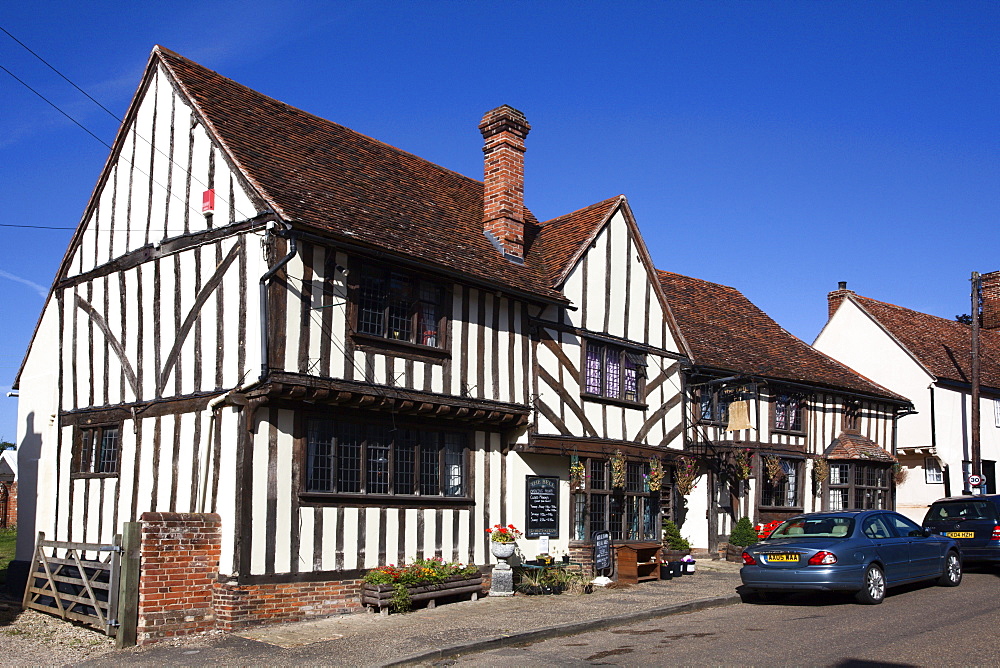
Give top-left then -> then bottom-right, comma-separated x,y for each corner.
937,551 -> 962,587
855,564 -> 885,605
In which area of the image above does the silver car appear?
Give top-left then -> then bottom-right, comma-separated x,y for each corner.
739,510 -> 961,604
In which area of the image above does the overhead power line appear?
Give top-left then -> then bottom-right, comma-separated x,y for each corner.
0,26 -> 258,224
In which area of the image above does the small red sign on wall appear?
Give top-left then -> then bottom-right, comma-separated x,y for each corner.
202,189 -> 215,214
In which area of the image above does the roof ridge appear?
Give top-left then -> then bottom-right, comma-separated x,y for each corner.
539,195 -> 623,227
153,46 -> 484,190
655,268 -> 739,293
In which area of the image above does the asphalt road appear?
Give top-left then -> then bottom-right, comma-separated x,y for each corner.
449,566 -> 1000,667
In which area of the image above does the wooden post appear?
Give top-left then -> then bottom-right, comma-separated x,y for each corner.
21,531 -> 42,610
972,272 -> 982,483
116,522 -> 140,648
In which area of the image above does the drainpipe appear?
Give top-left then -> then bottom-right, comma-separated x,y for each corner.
259,222 -> 298,380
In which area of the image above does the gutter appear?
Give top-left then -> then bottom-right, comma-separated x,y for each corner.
259,222 -> 298,380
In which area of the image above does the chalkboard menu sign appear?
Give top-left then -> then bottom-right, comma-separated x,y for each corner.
525,476 -> 559,538
592,530 -> 612,571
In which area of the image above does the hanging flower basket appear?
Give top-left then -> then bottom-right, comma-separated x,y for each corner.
647,457 -> 665,492
569,460 -> 586,490
610,450 -> 626,489
763,454 -> 785,482
675,456 -> 698,495
893,462 -> 907,485
812,458 -> 829,485
733,448 -> 753,480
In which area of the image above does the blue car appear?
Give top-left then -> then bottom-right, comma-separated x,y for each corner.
739,510 -> 962,604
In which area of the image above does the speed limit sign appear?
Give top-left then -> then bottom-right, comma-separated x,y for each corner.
968,474 -> 984,487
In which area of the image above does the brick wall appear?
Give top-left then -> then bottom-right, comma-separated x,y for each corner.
981,270 -> 1000,330
479,105 -> 530,260
137,512 -> 221,644
213,579 -> 363,631
0,481 -> 15,528
568,544 -> 596,578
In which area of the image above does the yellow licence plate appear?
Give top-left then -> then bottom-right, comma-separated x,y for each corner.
765,554 -> 799,562
946,531 -> 975,539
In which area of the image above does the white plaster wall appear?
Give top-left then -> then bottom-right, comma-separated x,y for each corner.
814,299 -> 931,446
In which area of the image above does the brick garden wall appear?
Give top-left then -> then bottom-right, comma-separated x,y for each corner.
213,579 -> 363,631
137,512 -> 221,644
0,481 -> 15,528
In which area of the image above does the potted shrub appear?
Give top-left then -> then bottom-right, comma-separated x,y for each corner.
726,516 -> 758,562
661,519 -> 692,577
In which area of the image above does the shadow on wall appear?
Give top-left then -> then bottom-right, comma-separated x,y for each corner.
6,411 -> 38,598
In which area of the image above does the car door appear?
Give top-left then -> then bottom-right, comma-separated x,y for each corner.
861,514 -> 910,583
885,512 -> 940,579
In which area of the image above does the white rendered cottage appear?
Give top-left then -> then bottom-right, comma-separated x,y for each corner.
814,279 -> 1000,522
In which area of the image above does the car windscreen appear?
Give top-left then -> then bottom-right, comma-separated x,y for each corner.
769,517 -> 854,539
925,500 -> 996,522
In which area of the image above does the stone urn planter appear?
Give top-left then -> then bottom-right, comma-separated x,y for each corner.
489,541 -> 517,597
490,541 -> 517,561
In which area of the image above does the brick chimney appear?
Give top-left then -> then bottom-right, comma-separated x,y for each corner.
981,271 -> 1000,329
479,105 -> 530,262
828,281 -> 855,320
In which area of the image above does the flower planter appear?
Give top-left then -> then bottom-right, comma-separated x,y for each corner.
361,574 -> 484,615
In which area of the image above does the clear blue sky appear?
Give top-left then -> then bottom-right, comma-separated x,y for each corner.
1,1 -> 997,443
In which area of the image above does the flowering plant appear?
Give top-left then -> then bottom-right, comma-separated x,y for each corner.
646,457 -> 665,492
364,556 -> 480,612
610,450 -> 627,488
486,523 -> 523,543
675,456 -> 699,495
569,461 -> 586,489
763,454 -> 785,482
733,448 -> 753,480
812,458 -> 829,485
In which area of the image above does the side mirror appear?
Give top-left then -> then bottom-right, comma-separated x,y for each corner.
910,528 -> 932,538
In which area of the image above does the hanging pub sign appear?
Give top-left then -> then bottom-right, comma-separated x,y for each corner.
592,530 -> 612,571
525,475 -> 559,538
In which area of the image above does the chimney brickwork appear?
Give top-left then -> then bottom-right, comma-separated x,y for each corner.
479,105 -> 530,261
827,281 -> 855,320
981,271 -> 1000,330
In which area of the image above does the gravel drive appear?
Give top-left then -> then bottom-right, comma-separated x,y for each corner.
0,594 -> 116,666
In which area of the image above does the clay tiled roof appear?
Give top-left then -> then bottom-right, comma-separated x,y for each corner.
533,196 -> 621,287
825,431 -> 897,462
155,47 -> 568,302
849,294 -> 1000,389
656,271 -> 905,401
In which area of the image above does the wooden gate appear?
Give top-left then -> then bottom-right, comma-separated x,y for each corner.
21,532 -> 122,636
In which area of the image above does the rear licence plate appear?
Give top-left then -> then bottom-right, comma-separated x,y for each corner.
765,554 -> 799,563
946,531 -> 975,539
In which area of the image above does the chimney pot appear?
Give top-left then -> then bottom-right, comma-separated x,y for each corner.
480,105 -> 530,263
838,281 -> 847,290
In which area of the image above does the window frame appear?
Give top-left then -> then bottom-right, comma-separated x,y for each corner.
581,340 -> 647,408
72,423 -> 122,478
349,261 -> 451,357
827,461 -> 892,510
772,391 -> 807,435
299,415 -> 472,506
571,457 -> 661,542
842,400 -> 861,432
924,457 -> 944,484
759,458 -> 802,509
